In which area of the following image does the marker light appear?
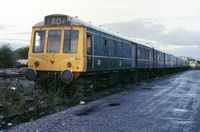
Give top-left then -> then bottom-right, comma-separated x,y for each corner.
34,61 -> 39,67
67,62 -> 72,67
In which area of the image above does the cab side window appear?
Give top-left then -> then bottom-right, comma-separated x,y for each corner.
87,35 -> 92,54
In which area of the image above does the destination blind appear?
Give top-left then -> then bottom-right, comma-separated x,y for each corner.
45,15 -> 68,26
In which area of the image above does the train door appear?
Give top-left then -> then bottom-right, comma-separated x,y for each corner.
157,52 -> 159,68
155,51 -> 158,68
150,49 -> 152,68
153,49 -> 155,69
86,33 -> 94,70
171,55 -> 173,67
132,43 -> 136,68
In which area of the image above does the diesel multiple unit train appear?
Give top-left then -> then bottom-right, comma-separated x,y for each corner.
25,14 -> 189,92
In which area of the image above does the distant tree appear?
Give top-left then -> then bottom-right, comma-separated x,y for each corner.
14,46 -> 29,59
0,44 -> 16,68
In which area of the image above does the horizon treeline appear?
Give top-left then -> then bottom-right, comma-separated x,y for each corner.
0,44 -> 29,68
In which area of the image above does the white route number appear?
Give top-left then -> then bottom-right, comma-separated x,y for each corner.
51,17 -> 66,25
45,16 -> 68,26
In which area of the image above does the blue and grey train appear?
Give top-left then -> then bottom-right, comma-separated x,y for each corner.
25,14 -> 189,91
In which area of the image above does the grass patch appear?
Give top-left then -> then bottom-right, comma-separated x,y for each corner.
0,79 -> 85,128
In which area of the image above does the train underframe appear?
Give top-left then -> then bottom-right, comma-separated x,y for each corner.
34,67 -> 189,97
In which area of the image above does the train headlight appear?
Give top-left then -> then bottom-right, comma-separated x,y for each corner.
25,68 -> 37,81
34,61 -> 39,67
67,62 -> 72,67
60,70 -> 73,83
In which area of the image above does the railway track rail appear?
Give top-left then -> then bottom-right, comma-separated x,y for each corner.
0,101 -> 65,129
0,74 -> 25,79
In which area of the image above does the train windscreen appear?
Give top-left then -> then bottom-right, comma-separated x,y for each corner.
47,30 -> 61,53
33,31 -> 46,53
63,30 -> 79,53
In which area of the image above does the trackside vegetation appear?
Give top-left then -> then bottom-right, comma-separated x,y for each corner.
0,44 -> 29,68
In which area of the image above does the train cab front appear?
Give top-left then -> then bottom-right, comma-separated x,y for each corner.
26,14 -> 87,84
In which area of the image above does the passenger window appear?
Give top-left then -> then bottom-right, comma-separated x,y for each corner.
109,41 -> 115,56
121,42 -> 124,57
115,41 -> 118,56
150,51 -> 151,60
138,49 -> 140,56
105,39 -> 108,55
142,48 -> 145,59
124,44 -> 131,58
118,42 -> 123,57
87,35 -> 92,53
145,49 -> 147,59
146,50 -> 148,59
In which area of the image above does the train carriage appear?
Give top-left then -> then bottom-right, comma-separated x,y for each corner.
136,44 -> 154,78
25,14 -> 189,93
153,49 -> 165,76
137,44 -> 153,69
164,53 -> 172,68
26,14 -> 138,91
171,55 -> 176,68
86,28 -> 135,72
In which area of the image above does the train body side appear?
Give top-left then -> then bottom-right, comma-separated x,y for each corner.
85,28 -> 137,72
153,49 -> 165,69
164,53 -> 172,68
137,44 -> 153,69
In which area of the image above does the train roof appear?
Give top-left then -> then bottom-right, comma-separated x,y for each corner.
33,14 -> 188,61
33,14 -> 152,48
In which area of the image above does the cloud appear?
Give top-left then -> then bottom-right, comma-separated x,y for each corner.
0,23 -> 18,30
0,23 -> 6,30
103,18 -> 200,58
15,32 -> 31,35
177,15 -> 194,20
103,18 -> 200,46
162,28 -> 200,45
168,45 -> 200,59
121,13 -> 133,16
2,38 -> 29,42
0,41 -> 29,50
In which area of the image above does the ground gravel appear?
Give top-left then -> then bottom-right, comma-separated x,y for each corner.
6,70 -> 200,132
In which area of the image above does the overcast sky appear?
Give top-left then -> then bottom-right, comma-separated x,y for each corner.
0,0 -> 200,59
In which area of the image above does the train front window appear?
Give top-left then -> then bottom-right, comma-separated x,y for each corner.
47,30 -> 61,53
33,31 -> 46,53
63,30 -> 79,53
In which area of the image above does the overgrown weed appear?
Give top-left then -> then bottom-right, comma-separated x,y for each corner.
0,80 -> 84,127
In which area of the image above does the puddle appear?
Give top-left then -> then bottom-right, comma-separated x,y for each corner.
75,108 -> 94,116
106,103 -> 120,107
142,87 -> 152,90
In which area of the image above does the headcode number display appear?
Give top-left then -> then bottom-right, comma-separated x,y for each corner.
45,15 -> 68,26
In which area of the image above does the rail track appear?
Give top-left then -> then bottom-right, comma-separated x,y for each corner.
0,68 -> 27,81
0,74 -> 25,80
